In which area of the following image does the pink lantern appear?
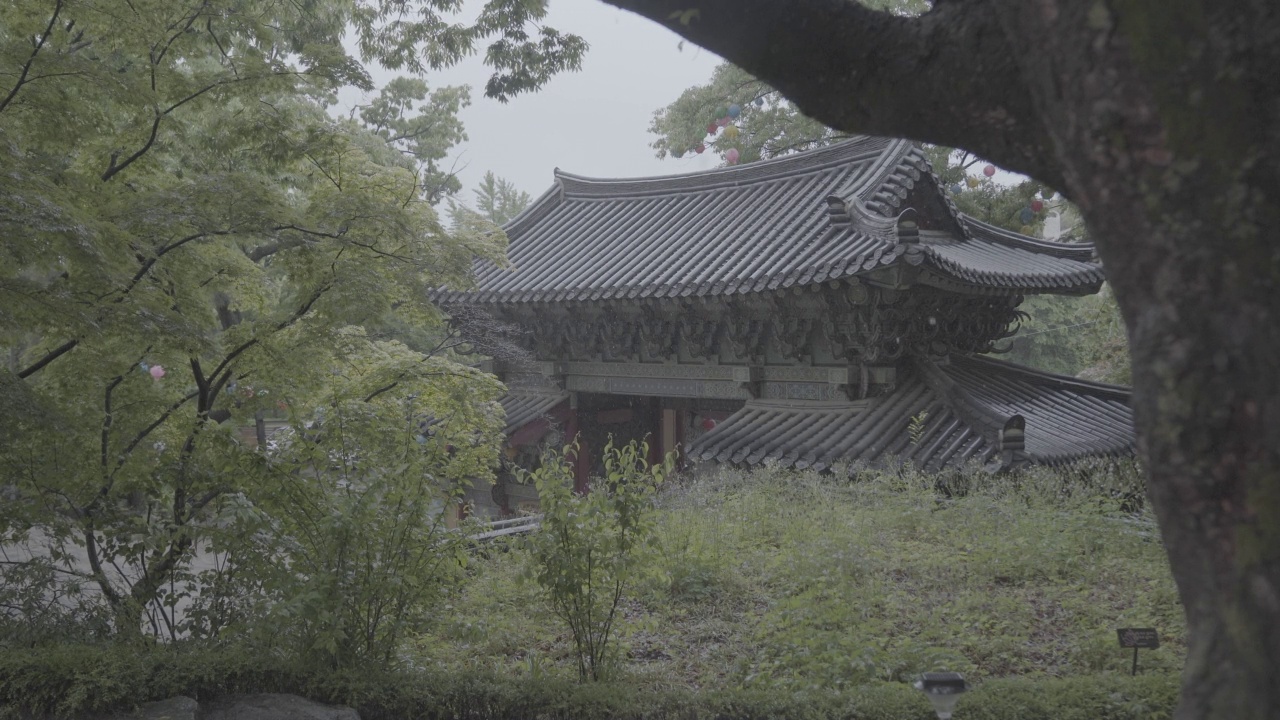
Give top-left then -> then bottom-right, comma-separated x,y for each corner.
982,164 -> 996,177
700,417 -> 717,431
725,148 -> 740,165
149,365 -> 165,379
1030,199 -> 1044,212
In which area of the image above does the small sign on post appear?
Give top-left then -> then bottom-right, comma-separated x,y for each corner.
1116,628 -> 1160,675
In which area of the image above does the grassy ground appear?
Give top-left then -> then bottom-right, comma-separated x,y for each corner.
408,463 -> 1184,692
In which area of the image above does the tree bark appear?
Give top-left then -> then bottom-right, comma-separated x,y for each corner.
602,0 -> 1280,717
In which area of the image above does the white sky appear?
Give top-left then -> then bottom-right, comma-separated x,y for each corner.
342,1 -> 726,205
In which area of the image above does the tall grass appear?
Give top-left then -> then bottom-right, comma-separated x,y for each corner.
408,462 -> 1183,692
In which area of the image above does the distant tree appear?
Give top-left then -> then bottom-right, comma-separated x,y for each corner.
472,171 -> 533,225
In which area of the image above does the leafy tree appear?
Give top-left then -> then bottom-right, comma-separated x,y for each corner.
525,440 -> 672,681
0,0 -> 581,641
472,171 -> 534,226
604,2 -> 1280,716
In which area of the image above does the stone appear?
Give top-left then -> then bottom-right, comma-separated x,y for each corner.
200,694 -> 359,720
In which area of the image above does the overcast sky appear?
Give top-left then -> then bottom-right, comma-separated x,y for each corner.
340,1 -> 727,206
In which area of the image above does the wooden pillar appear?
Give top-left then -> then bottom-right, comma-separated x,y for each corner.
565,393 -> 590,494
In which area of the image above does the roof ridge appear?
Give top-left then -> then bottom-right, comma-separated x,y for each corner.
910,355 -> 1011,442
960,215 -> 1098,260
551,136 -> 891,199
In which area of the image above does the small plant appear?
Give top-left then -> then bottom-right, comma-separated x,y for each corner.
908,410 -> 930,447
524,439 -> 672,681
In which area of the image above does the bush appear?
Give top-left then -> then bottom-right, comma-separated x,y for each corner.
524,439 -> 672,681
0,643 -> 1179,720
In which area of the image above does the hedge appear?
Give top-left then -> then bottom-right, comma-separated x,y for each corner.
0,645 -> 1178,720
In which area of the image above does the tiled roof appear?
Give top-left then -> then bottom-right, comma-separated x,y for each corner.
687,354 -> 1133,471
438,138 -> 1104,305
499,392 -> 568,435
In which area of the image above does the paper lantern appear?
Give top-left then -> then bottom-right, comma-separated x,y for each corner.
755,97 -> 765,107
700,417 -> 717,431
1019,207 -> 1034,224
965,176 -> 979,188
1020,225 -> 1034,235
706,122 -> 718,135
139,362 -> 149,371
715,106 -> 727,119
672,148 -> 684,159
694,143 -> 705,154
727,103 -> 741,119
725,148 -> 740,165
982,164 -> 996,177
149,365 -> 165,379
1030,199 -> 1044,213
723,124 -> 739,139
950,183 -> 963,194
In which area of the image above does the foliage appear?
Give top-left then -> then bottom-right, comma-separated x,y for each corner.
648,0 -> 926,164
465,171 -> 534,226
524,440 -> 673,681
184,358 -> 504,667
0,642 -> 1180,720
415,462 -> 1181,691
0,0 -> 577,644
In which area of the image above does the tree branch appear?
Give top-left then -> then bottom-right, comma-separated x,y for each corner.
601,0 -> 1063,187
16,339 -> 78,379
0,0 -> 63,114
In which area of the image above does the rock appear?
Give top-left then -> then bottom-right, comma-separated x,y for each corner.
201,694 -> 360,720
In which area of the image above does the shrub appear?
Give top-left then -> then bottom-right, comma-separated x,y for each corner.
0,643 -> 1179,720
524,439 -> 672,681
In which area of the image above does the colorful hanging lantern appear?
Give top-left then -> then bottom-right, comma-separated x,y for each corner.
1030,198 -> 1044,213
672,148 -> 684,159
965,176 -> 979,188
700,417 -> 717,431
149,365 -> 165,380
755,97 -> 765,107
139,362 -> 150,372
694,143 -> 705,154
1020,225 -> 1034,235
715,106 -> 727,119
724,124 -> 739,140
949,183 -> 963,194
982,164 -> 996,177
727,103 -> 741,119
707,122 -> 718,135
725,148 -> 740,165
1019,207 -> 1034,224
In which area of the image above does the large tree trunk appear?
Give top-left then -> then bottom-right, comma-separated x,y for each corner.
600,1 -> 1280,717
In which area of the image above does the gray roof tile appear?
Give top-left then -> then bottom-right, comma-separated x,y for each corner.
687,354 -> 1133,470
437,138 -> 1104,305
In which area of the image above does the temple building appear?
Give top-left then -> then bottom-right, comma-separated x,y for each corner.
436,137 -> 1134,515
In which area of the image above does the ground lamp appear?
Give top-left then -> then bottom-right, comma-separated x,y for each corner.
914,672 -> 968,720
